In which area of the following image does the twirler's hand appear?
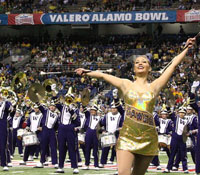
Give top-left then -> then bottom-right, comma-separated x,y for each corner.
75,68 -> 89,76
185,37 -> 196,49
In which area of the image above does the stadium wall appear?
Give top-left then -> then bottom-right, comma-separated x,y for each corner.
0,23 -> 198,39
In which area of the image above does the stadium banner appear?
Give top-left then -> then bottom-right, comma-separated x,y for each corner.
8,14 -> 43,25
7,11 -> 176,25
0,15 -> 8,25
177,10 -> 200,22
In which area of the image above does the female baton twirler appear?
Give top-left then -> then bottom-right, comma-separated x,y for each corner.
75,38 -> 195,175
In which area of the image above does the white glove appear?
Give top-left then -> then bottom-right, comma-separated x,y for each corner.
191,81 -> 200,93
51,84 -> 57,91
113,89 -> 118,99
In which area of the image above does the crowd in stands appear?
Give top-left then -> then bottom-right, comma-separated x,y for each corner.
0,31 -> 199,111
0,0 -> 199,14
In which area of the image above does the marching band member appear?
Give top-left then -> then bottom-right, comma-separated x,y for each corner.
0,93 -> 12,171
83,104 -> 101,170
189,81 -> 200,175
55,95 -> 80,174
12,109 -> 25,157
163,107 -> 189,173
186,105 -> 197,163
158,109 -> 172,157
173,105 -> 198,171
34,101 -> 59,168
20,104 -> 43,165
152,109 -> 172,170
99,101 -> 123,168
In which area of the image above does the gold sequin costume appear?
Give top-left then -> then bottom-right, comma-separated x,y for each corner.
116,90 -> 158,156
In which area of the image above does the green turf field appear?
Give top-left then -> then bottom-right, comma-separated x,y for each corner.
0,151 -> 196,175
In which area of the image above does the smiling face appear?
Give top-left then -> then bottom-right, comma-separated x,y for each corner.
161,113 -> 168,119
179,112 -> 186,118
133,56 -> 151,76
111,108 -> 118,115
90,109 -> 97,116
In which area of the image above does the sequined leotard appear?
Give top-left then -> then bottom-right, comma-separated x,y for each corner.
116,89 -> 158,156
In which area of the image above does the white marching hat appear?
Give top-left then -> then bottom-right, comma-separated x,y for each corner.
186,106 -> 193,110
33,104 -> 39,108
90,104 -> 98,111
49,100 -> 56,106
160,110 -> 168,115
178,107 -> 187,113
110,102 -> 118,108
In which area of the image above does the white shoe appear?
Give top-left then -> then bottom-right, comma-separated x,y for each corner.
73,168 -> 79,174
66,159 -> 70,162
54,164 -> 58,169
28,156 -> 33,161
10,156 -> 14,159
156,166 -> 161,170
184,170 -> 189,174
3,166 -> 9,171
19,161 -> 26,165
43,162 -> 49,166
56,168 -> 64,173
94,167 -> 99,171
78,162 -> 82,167
33,156 -> 38,159
172,167 -> 178,171
20,154 -> 24,157
7,163 -> 12,167
99,164 -> 104,168
83,166 -> 89,170
34,162 -> 44,168
107,161 -> 113,164
163,169 -> 170,173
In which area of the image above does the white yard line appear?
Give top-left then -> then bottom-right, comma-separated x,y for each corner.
12,171 -> 24,174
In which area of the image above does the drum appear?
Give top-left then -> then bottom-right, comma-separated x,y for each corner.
22,132 -> 39,146
100,133 -> 116,148
158,135 -> 168,147
17,129 -> 25,140
78,133 -> 85,144
186,137 -> 193,149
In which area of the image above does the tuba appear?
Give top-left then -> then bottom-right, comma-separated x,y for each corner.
11,72 -> 27,92
81,88 -> 90,106
0,87 -> 18,106
43,79 -> 58,97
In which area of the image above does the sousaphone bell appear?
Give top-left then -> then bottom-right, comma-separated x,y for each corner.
43,79 -> 58,97
11,72 -> 27,92
81,88 -> 90,106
